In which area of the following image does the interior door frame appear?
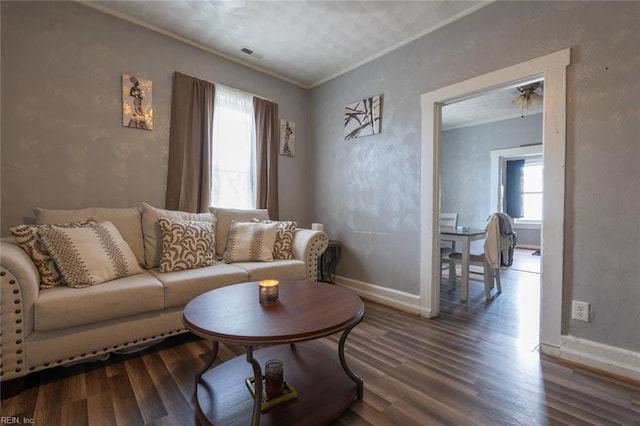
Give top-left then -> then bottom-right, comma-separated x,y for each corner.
419,49 -> 570,352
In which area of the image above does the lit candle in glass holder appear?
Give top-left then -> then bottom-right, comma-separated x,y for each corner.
258,279 -> 279,303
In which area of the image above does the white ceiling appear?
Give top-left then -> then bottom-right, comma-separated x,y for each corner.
85,0 -> 542,129
441,80 -> 544,130
87,0 -> 489,88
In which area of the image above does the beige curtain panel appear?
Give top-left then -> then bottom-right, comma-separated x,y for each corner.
254,97 -> 280,220
165,72 -> 215,213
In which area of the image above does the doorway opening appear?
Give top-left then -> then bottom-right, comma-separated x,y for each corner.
438,83 -> 544,350
419,49 -> 570,353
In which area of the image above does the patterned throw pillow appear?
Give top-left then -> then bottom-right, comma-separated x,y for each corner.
38,221 -> 144,288
10,219 -> 97,289
158,217 -> 217,273
251,219 -> 297,259
141,202 -> 217,269
222,221 -> 278,263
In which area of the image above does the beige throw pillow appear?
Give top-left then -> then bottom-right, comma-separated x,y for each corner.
251,219 -> 297,260
222,221 -> 277,263
209,207 -> 269,259
10,219 -> 98,289
38,221 -> 144,288
158,217 -> 217,273
141,202 -> 217,269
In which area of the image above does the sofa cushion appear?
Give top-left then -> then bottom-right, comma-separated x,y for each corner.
150,263 -> 248,308
209,207 -> 269,259
222,221 -> 277,263
9,219 -> 97,289
34,271 -> 164,332
231,260 -> 306,282
141,202 -> 217,269
158,217 -> 217,272
34,206 -> 145,267
39,221 -> 144,288
252,219 -> 297,260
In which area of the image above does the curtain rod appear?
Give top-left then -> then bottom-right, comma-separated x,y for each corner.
175,71 -> 273,102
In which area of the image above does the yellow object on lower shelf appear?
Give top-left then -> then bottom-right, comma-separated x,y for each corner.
245,376 -> 298,411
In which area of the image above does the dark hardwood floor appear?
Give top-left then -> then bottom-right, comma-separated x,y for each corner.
2,250 -> 639,425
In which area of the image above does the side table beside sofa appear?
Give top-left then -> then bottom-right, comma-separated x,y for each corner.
317,240 -> 342,283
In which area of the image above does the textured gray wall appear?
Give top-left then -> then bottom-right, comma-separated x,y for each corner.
441,114 -> 542,222
441,114 -> 543,250
1,1 -> 310,233
309,1 -> 639,352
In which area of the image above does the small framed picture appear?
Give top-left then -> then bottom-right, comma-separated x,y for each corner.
122,74 -> 153,130
345,95 -> 382,140
280,119 -> 295,157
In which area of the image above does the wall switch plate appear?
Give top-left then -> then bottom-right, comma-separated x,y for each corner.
572,300 -> 590,322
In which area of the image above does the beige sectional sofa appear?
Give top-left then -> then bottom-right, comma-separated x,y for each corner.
0,204 -> 328,392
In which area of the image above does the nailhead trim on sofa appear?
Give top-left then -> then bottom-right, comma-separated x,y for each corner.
25,329 -> 188,374
306,234 -> 329,281
0,268 -> 26,379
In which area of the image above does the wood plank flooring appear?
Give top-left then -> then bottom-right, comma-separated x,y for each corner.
2,250 -> 639,425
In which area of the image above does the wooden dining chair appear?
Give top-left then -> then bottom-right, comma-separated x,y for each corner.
448,213 -> 502,300
439,212 -> 458,273
439,212 -> 458,230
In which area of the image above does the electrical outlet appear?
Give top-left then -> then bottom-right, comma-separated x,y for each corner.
572,300 -> 590,322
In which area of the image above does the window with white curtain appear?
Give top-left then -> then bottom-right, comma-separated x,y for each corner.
211,85 -> 256,209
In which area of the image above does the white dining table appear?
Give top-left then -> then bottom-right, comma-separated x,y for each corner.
440,227 -> 486,302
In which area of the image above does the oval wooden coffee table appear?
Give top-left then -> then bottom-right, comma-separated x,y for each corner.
183,280 -> 365,426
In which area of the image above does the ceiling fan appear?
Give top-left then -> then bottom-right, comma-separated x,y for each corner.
513,81 -> 543,116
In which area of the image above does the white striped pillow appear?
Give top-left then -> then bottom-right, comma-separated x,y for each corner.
222,221 -> 277,263
10,219 -> 97,289
38,221 -> 144,288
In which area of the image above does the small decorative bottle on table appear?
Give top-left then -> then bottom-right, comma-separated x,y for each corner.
264,359 -> 284,399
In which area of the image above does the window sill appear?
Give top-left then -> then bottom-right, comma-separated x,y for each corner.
513,221 -> 541,230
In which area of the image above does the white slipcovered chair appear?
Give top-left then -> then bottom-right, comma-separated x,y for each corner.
448,213 -> 503,300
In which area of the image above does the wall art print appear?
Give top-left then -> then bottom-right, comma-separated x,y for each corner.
280,119 -> 295,157
344,94 -> 382,140
122,74 -> 153,130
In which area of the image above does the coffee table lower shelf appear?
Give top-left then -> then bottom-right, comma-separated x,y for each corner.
196,344 -> 358,426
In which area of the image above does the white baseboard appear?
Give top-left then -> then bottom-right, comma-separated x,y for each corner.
539,342 -> 560,357
334,276 -> 639,382
559,336 -> 640,382
334,275 -> 422,316
516,244 -> 540,250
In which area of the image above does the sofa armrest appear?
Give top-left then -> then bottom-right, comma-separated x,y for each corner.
1,240 -> 39,381
292,229 -> 329,281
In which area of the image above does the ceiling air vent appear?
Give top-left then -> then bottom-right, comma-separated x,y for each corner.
241,46 -> 263,59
